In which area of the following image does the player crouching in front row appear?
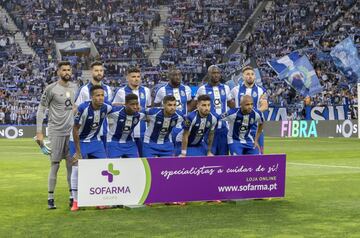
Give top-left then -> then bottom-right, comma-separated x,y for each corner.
220,95 -> 264,155
106,93 -> 143,158
175,94 -> 217,157
142,95 -> 184,158
70,85 -> 112,211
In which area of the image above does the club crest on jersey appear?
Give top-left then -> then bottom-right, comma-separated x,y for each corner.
171,121 -> 176,127
252,92 -> 257,97
221,90 -> 225,95
140,93 -> 145,99
133,118 -> 139,124
101,112 -> 106,119
184,120 -> 191,127
180,91 -> 185,96
206,121 -> 211,128
250,118 -> 254,124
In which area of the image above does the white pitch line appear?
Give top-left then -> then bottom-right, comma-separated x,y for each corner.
288,162 -> 360,170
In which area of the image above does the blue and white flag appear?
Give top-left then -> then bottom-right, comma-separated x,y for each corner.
278,56 -> 323,97
267,51 -> 301,75
330,37 -> 360,84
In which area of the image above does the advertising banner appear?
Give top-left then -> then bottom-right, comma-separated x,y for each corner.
0,126 -> 49,139
264,120 -> 358,138
78,154 -> 286,206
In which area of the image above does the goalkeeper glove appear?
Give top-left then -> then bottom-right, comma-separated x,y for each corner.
40,143 -> 52,155
34,136 -> 52,155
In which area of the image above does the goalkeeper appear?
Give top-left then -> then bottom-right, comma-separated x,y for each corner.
35,61 -> 78,210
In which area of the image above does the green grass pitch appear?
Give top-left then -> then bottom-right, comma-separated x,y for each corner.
0,138 -> 359,237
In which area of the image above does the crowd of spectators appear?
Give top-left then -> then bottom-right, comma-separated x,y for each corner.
0,25 -> 39,125
0,0 -> 359,124
219,0 -> 358,119
158,0 -> 257,84
3,0 -> 164,65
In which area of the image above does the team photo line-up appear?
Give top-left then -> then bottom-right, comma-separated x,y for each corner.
35,60 -> 268,211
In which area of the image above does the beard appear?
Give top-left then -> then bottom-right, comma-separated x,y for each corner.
93,75 -> 103,82
61,74 -> 71,81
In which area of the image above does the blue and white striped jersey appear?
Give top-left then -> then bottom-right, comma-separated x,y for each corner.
175,110 -> 218,146
154,83 -> 192,114
112,85 -> 151,138
221,108 -> 264,147
195,83 -> 232,116
75,82 -> 113,106
144,108 -> 184,144
195,83 -> 232,128
107,106 -> 144,143
231,83 -> 266,109
71,101 -> 112,142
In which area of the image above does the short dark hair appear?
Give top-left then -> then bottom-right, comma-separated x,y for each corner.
90,85 -> 104,96
125,93 -> 138,103
57,61 -> 71,69
242,65 -> 254,73
126,65 -> 141,74
197,94 -> 211,102
163,95 -> 176,104
90,61 -> 103,68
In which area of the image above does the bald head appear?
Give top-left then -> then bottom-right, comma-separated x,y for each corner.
240,95 -> 254,114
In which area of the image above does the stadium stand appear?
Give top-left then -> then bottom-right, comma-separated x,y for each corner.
0,0 -> 358,124
221,0 -> 358,119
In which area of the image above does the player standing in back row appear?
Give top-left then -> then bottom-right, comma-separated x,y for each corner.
194,65 -> 234,155
75,61 -> 113,147
153,67 -> 192,114
112,66 -> 151,156
35,61 -> 77,209
231,66 -> 268,153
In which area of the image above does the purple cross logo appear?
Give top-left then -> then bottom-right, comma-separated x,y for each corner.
101,163 -> 120,183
